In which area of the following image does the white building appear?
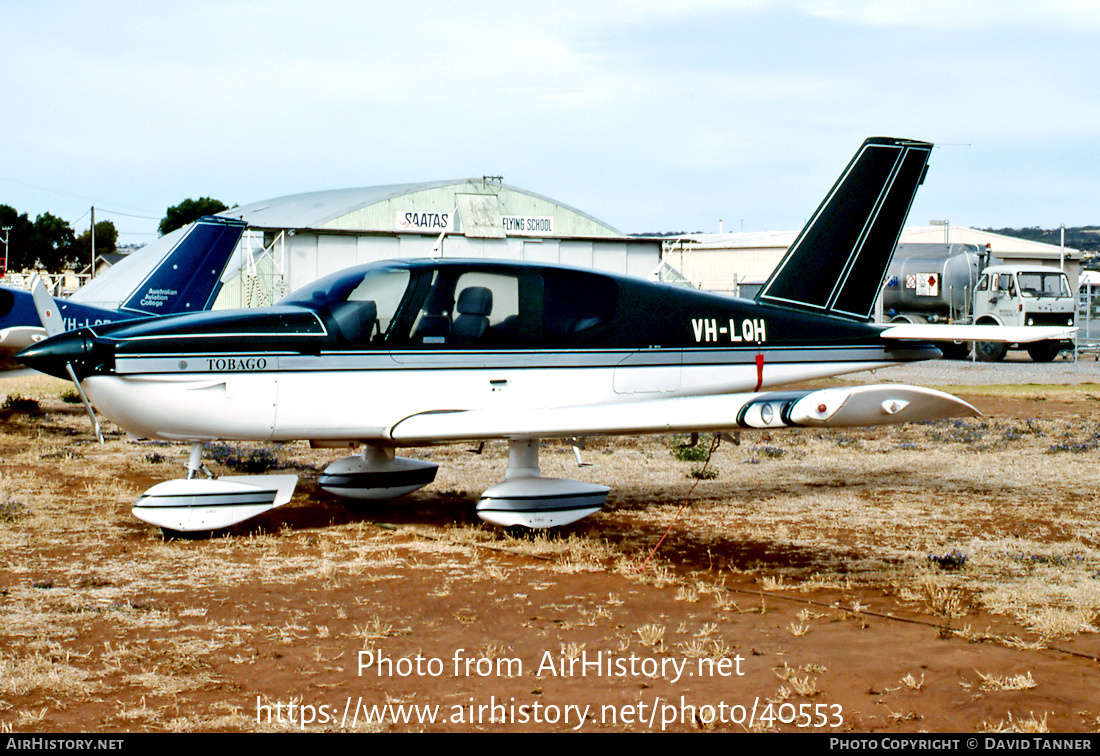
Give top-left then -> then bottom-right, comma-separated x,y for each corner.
666,225 -> 1084,298
214,178 -> 660,308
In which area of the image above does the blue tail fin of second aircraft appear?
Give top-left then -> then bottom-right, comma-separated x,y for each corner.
118,216 -> 247,316
756,137 -> 932,321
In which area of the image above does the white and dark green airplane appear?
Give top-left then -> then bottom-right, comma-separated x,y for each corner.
19,138 -> 1072,536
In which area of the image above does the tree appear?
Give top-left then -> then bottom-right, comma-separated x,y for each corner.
159,197 -> 229,235
29,213 -> 78,271
0,206 -> 105,272
0,204 -> 36,271
75,220 -> 118,267
0,206 -> 81,272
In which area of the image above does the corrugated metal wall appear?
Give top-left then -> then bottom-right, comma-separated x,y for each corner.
212,180 -> 660,309
215,232 -> 659,309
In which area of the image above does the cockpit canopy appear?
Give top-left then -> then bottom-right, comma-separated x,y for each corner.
280,261 -> 621,349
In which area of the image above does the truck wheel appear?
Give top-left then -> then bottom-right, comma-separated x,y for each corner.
936,341 -> 973,360
1026,340 -> 1061,362
974,341 -> 1007,362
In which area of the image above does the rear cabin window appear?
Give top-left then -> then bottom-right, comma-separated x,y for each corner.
541,270 -> 618,344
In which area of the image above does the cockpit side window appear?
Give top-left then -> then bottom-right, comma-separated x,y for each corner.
404,270 -> 533,348
396,267 -> 620,349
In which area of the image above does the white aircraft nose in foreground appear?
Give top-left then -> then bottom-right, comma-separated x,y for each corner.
26,137 -> 1056,537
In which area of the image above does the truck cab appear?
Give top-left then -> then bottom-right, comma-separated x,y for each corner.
972,264 -> 1075,361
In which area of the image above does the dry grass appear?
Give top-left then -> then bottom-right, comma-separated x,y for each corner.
981,711 -> 1051,733
622,414 -> 1100,637
977,670 -> 1038,692
1,382 -> 1100,731
774,662 -> 821,697
634,623 -> 665,649
0,652 -> 104,698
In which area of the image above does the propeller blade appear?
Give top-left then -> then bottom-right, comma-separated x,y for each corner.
26,276 -> 104,444
28,275 -> 63,338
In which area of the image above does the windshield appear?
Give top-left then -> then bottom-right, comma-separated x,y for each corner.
1017,271 -> 1070,298
280,265 -> 413,338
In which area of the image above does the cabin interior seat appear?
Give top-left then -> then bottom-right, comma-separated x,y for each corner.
452,287 -> 493,344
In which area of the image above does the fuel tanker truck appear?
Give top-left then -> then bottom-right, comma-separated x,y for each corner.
882,243 -> 1075,361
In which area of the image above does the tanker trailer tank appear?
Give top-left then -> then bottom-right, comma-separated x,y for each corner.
882,243 -> 989,359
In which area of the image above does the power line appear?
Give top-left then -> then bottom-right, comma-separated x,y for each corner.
93,207 -> 160,220
74,207 -> 161,226
0,175 -> 159,219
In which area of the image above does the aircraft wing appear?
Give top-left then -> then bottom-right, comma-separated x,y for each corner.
388,384 -> 979,444
880,324 -> 1076,344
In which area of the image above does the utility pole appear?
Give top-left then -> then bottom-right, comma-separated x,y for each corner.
930,219 -> 949,244
90,206 -> 96,279
0,226 -> 10,277
1060,224 -> 1065,273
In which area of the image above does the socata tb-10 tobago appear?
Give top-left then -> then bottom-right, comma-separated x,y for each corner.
20,137 -> 1068,536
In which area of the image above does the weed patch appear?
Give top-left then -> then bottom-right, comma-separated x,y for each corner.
928,549 -> 969,571
0,498 -> 27,522
2,394 -> 40,413
208,443 -> 286,473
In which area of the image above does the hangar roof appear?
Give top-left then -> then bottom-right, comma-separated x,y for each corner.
665,225 -> 1084,293
220,179 -> 625,239
898,225 -> 1082,260
669,226 -> 1082,261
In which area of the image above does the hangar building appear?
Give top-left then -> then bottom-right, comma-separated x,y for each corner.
214,178 -> 660,308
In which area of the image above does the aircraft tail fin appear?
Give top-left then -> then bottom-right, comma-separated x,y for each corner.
756,137 -> 932,321
119,216 -> 247,316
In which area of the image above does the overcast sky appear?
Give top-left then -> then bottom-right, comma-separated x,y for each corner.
2,0 -> 1097,244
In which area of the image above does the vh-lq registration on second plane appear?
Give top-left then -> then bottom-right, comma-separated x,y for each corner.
18,138 -> 1072,536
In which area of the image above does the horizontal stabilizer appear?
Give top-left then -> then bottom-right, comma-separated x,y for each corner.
880,324 -> 1076,344
388,385 -> 979,444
